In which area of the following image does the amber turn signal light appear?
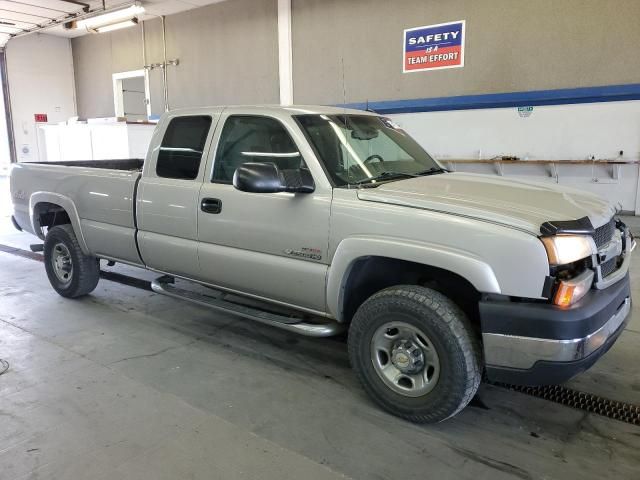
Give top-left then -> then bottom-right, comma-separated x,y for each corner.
554,283 -> 576,307
552,270 -> 594,308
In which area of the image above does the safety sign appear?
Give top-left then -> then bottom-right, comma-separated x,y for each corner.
403,20 -> 465,73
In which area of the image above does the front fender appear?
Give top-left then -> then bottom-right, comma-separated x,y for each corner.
29,192 -> 90,255
326,236 -> 501,321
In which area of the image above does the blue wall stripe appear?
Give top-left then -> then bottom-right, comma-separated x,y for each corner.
339,83 -> 640,114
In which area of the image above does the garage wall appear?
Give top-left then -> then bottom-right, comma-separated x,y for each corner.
394,101 -> 640,162
291,0 -> 640,105
6,34 -> 77,162
72,0 -> 279,119
72,25 -> 143,119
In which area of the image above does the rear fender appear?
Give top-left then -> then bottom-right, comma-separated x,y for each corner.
29,192 -> 90,255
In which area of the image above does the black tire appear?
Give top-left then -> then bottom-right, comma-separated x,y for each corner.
44,224 -> 100,298
348,285 -> 482,423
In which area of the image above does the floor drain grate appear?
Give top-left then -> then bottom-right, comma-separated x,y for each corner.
491,382 -> 640,425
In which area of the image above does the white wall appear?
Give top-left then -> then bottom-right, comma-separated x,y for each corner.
392,101 -> 640,161
6,33 -> 77,162
392,101 -> 640,213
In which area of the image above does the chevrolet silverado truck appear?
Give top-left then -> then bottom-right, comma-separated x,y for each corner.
9,106 -> 633,423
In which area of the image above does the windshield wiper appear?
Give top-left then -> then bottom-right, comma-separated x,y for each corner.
414,167 -> 448,176
351,171 -> 418,185
350,166 -> 448,186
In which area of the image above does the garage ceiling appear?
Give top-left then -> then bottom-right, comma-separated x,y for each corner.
0,0 -> 228,46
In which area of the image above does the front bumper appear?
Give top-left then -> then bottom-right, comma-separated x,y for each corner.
481,273 -> 631,385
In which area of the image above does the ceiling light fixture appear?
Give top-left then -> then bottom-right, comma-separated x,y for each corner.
75,4 -> 145,34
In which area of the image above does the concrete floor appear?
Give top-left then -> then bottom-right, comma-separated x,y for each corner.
1,174 -> 640,479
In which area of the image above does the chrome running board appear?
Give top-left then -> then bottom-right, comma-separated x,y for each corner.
151,276 -> 344,337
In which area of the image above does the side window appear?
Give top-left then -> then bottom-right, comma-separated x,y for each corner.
156,115 -> 212,180
212,115 -> 305,183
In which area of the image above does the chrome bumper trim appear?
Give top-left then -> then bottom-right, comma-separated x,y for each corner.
483,297 -> 630,370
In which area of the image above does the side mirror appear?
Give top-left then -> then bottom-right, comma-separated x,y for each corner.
233,162 -> 315,194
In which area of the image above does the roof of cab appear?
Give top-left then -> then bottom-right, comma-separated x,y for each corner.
164,104 -> 377,117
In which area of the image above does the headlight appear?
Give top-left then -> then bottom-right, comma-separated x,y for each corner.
540,235 -> 595,266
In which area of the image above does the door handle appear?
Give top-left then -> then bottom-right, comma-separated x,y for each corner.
201,198 -> 222,214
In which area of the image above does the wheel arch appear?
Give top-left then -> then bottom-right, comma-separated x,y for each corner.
327,237 -> 501,323
29,192 -> 90,254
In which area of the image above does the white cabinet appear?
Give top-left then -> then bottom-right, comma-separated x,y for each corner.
37,123 -> 156,162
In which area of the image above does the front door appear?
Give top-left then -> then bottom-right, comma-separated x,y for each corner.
197,113 -> 331,313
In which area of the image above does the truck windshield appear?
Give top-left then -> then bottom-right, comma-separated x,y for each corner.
294,114 -> 442,186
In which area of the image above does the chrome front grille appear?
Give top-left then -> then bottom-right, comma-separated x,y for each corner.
594,217 -> 625,281
600,257 -> 618,278
593,218 -> 616,249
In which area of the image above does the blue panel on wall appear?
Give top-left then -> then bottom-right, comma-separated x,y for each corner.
339,83 -> 640,114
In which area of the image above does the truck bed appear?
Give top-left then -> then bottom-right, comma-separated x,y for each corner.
11,160 -> 143,265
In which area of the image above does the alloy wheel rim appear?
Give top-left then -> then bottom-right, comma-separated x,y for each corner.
370,321 -> 440,397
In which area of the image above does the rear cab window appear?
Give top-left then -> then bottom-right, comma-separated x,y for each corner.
156,115 -> 212,180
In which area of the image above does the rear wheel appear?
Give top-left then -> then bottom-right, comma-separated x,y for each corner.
44,225 -> 99,298
348,285 -> 481,423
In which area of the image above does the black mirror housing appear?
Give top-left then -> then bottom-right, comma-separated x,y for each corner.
233,163 -> 315,194
233,162 -> 283,193
280,168 -> 315,193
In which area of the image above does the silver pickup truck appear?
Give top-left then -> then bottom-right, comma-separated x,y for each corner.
10,105 -> 633,423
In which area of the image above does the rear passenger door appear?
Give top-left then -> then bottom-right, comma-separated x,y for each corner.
197,112 -> 332,313
137,112 -> 219,278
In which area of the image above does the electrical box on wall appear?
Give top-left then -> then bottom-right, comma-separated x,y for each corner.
19,144 -> 31,161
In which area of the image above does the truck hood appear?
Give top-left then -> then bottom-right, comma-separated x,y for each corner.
356,172 -> 616,234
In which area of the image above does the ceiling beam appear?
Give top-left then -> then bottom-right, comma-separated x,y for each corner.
0,8 -> 57,21
56,0 -> 89,12
4,0 -> 72,15
0,16 -> 39,26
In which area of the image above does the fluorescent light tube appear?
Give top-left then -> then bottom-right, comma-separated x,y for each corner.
76,5 -> 145,31
92,18 -> 138,33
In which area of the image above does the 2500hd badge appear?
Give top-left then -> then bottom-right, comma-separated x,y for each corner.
284,247 -> 322,261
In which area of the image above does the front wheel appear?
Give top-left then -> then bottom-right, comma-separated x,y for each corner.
348,285 -> 482,423
44,224 -> 100,298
